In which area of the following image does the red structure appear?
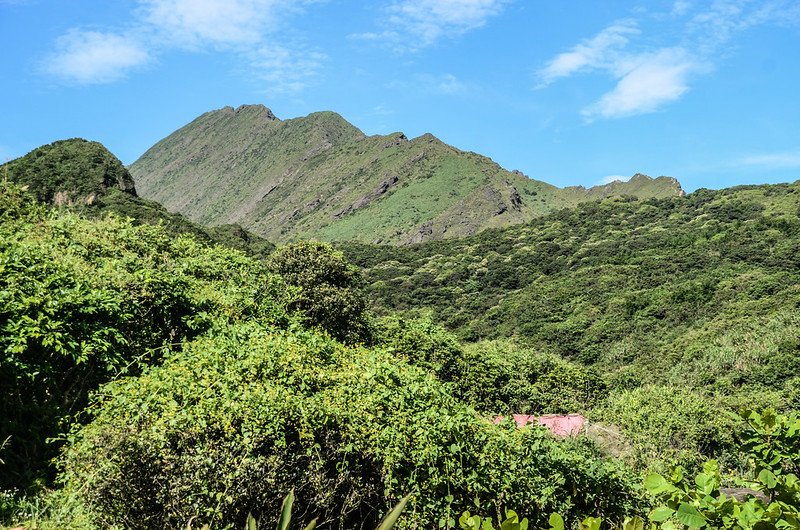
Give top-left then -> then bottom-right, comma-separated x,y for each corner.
493,414 -> 586,437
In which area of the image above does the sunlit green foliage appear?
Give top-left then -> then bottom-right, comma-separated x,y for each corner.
373,315 -> 463,382
343,185 -> 800,397
644,408 -> 800,529
457,340 -> 607,415
60,322 -> 639,529
593,386 -> 738,473
267,241 -> 371,343
0,181 -> 290,490
1,139 -> 135,204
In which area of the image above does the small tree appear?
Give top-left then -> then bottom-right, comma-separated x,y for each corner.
267,241 -> 371,343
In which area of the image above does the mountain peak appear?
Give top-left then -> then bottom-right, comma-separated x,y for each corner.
2,138 -> 136,205
130,105 -> 688,244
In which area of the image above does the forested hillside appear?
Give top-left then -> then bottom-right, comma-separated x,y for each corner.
3,139 -> 800,530
342,183 -> 800,400
130,104 -> 683,244
0,181 -> 641,529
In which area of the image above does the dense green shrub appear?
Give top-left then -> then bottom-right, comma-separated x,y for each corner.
643,408 -> 800,529
0,182 -> 290,489
267,241 -> 371,343
341,182 -> 800,395
594,386 -> 738,473
373,315 -> 464,381
61,323 -> 639,530
457,340 -> 607,415
2,139 -> 135,204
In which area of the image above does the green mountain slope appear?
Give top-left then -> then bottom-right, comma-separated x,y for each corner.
2,139 -> 274,259
340,181 -> 800,400
2,138 -> 137,204
130,104 -> 684,244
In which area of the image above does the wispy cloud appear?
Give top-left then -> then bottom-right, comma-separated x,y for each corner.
671,1 -> 692,17
137,0 -> 283,48
539,0 -> 800,120
354,0 -> 508,49
43,30 -> 150,84
537,19 -> 639,87
740,151 -> 800,169
598,175 -> 631,185
434,73 -> 467,94
582,48 -> 699,120
249,44 -> 326,95
386,72 -> 472,95
42,0 -> 322,92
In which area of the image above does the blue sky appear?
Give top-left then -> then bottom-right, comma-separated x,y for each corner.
1,0 -> 799,191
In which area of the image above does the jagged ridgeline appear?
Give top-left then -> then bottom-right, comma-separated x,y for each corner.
1,139 -> 274,258
130,104 -> 683,244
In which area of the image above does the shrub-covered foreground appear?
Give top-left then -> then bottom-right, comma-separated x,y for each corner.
61,322 -> 639,529
0,182 -> 291,489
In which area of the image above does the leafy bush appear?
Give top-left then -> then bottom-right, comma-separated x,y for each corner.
2,138 -> 135,204
267,241 -> 371,344
457,341 -> 607,415
594,386 -> 738,473
60,323 -> 639,529
373,315 -> 464,382
0,182 -> 290,489
644,408 -> 800,529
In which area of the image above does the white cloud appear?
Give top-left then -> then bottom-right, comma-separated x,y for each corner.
598,175 -> 631,185
357,0 -> 508,49
386,73 -> 472,95
583,48 -> 698,120
537,19 -> 638,86
740,151 -> 800,169
250,44 -> 326,95
435,73 -> 467,94
671,0 -> 692,16
348,30 -> 400,42
42,0 -> 322,92
138,0 -> 284,48
43,30 -> 150,84
539,0 -> 800,121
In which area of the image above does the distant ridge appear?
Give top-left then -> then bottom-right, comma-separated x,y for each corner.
130,104 -> 685,244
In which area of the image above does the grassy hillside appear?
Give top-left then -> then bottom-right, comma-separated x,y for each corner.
341,181 -> 800,402
130,104 -> 684,244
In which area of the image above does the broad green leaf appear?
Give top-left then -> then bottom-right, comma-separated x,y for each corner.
646,473 -> 670,494
246,512 -> 257,530
303,518 -> 318,530
579,516 -> 601,530
650,506 -> 675,523
695,473 -> 715,495
676,503 -> 706,528
622,516 -> 644,530
549,513 -> 565,530
759,468 -> 778,489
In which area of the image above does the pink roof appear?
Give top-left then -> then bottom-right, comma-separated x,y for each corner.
493,414 -> 586,437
